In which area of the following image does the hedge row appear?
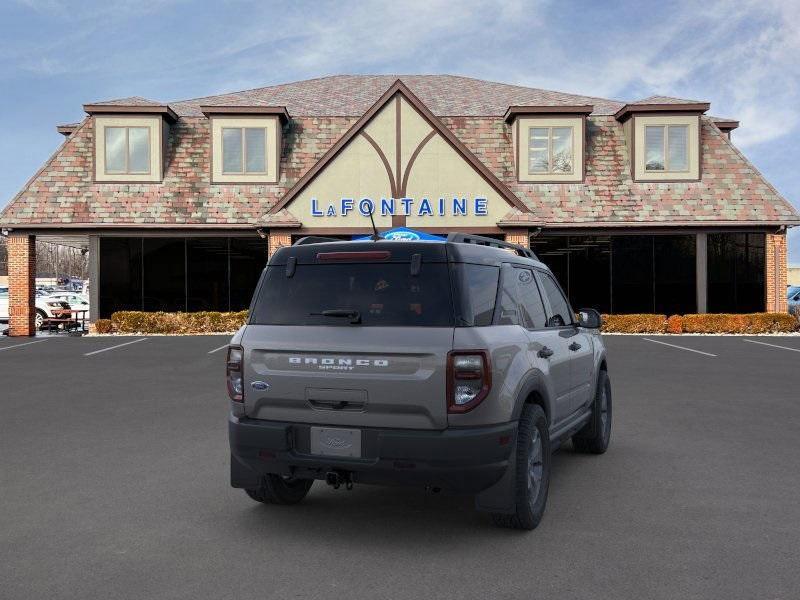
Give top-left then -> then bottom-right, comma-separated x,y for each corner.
92,310 -> 799,334
601,313 -> 799,334
109,311 -> 248,334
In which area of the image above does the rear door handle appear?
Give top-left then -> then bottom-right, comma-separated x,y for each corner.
538,346 -> 554,358
569,342 -> 582,351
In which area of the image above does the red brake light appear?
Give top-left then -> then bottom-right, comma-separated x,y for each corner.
447,350 -> 491,413
226,345 -> 243,402
316,251 -> 391,261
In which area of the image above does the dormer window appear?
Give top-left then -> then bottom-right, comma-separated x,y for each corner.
644,124 -> 688,172
505,106 -> 591,184
615,99 -> 707,182
201,106 -> 289,184
105,126 -> 151,174
222,127 -> 268,174
528,126 -> 573,174
92,116 -> 165,182
84,101 -> 175,183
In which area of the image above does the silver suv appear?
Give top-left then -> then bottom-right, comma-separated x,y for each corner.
227,233 -> 611,529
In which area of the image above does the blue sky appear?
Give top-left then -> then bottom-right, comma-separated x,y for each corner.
1,0 -> 798,261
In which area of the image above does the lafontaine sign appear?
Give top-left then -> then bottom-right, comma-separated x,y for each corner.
310,197 -> 489,218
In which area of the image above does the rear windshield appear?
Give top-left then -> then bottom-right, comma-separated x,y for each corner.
250,263 -> 454,327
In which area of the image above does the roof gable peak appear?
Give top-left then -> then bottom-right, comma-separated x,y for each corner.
269,79 -> 529,215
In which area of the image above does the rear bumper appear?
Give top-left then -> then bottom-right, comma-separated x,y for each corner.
229,414 -> 516,493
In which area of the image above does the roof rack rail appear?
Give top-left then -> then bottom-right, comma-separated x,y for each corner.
292,236 -> 341,246
446,232 -> 537,260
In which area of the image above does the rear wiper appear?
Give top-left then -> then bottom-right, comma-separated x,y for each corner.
310,309 -> 362,324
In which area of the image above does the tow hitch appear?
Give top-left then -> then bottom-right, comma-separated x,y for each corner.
325,470 -> 353,490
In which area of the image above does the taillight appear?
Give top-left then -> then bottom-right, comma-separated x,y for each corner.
447,350 -> 491,413
227,345 -> 243,402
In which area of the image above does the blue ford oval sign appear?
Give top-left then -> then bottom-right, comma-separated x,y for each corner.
384,230 -> 420,241
251,381 -> 269,391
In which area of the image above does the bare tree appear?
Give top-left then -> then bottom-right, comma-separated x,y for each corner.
0,238 -> 87,280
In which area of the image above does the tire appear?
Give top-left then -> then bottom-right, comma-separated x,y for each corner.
244,474 -> 313,505
35,309 -> 46,330
573,370 -> 612,454
491,404 -> 551,530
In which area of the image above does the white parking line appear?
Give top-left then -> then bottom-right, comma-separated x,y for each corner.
743,339 -> 800,353
84,338 -> 147,356
642,337 -> 717,357
207,344 -> 229,355
0,339 -> 49,352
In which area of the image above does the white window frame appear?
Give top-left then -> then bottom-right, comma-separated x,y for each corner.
221,127 -> 268,175
104,126 -> 152,175
527,126 -> 574,176
644,124 -> 689,173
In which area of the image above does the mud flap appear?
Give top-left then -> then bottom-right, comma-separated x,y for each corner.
230,454 -> 262,489
473,447 -> 517,514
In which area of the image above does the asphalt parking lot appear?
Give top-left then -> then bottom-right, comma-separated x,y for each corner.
2,334 -> 799,600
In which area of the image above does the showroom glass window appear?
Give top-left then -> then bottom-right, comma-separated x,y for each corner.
104,126 -> 150,174
528,127 -> 573,174
645,125 -> 689,171
707,233 -> 765,312
98,237 -> 266,317
222,127 -> 267,174
533,234 -> 696,315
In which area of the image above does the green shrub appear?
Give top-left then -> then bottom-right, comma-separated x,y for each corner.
110,311 -> 248,334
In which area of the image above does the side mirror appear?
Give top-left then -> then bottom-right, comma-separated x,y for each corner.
578,308 -> 602,329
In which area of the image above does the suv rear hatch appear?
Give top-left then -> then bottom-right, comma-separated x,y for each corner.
241,243 -> 454,430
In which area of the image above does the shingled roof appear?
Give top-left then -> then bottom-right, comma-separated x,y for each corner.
1,75 -> 797,229
168,74 -> 626,117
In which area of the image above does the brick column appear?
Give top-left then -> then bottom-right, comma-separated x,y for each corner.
765,232 -> 788,312
8,234 -> 36,336
504,229 -> 530,249
268,230 -> 292,258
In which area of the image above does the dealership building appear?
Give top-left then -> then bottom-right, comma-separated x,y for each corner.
1,75 -> 798,335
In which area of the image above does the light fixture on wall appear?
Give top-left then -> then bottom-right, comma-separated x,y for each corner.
256,228 -> 267,239
0,228 -> 9,236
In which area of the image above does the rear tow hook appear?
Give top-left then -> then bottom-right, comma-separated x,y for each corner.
325,470 -> 353,490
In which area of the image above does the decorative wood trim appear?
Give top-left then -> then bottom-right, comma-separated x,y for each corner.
504,104 -> 593,122
399,130 -> 436,197
84,103 -> 178,122
360,131 -> 398,199
614,102 -> 710,122
199,105 -> 290,123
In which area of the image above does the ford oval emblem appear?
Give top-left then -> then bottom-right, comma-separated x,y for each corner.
251,381 -> 269,391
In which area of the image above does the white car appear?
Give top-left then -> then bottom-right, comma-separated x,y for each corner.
0,287 -> 73,329
45,292 -> 91,321
0,287 -> 7,322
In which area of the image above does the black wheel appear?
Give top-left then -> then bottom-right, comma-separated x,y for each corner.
244,474 -> 313,505
573,370 -> 612,454
491,404 -> 551,530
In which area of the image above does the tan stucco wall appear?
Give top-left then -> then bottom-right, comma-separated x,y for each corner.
285,95 -> 512,228
210,116 -> 279,183
94,116 -> 163,182
517,116 -> 583,183
633,114 -> 700,181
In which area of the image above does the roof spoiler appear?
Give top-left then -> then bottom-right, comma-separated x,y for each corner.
446,232 -> 537,260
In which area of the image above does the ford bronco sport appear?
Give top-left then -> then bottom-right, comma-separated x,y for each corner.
228,233 -> 611,529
